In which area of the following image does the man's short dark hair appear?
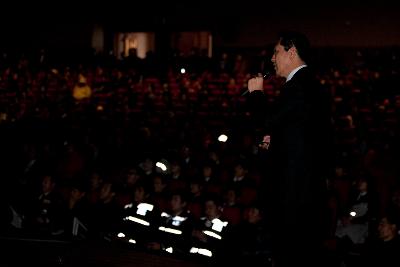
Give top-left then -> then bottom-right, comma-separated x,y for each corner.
278,30 -> 310,63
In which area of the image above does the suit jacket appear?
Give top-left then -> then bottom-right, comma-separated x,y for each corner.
249,67 -> 334,233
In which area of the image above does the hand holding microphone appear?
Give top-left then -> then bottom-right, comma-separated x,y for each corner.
242,72 -> 269,96
259,135 -> 271,150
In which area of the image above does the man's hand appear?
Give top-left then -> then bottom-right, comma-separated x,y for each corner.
259,135 -> 271,150
247,74 -> 264,93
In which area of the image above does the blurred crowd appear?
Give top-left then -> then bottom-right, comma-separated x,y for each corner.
0,46 -> 399,266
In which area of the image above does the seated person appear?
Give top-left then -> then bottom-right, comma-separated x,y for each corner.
226,202 -> 273,266
190,194 -> 231,263
115,182 -> 159,248
365,209 -> 400,267
146,191 -> 194,257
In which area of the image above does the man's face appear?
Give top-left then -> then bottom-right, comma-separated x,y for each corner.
42,175 -> 54,193
203,166 -> 212,177
271,42 -> 292,78
378,217 -> 396,241
205,200 -> 219,219
234,164 -> 246,177
153,177 -> 165,193
171,195 -> 185,213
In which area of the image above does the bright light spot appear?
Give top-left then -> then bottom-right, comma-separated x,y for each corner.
158,226 -> 182,235
125,216 -> 150,226
211,218 -> 228,232
137,203 -> 154,216
203,230 -> 222,240
128,239 -> 136,244
165,247 -> 173,253
180,68 -> 186,74
198,248 -> 213,257
124,203 -> 133,209
190,247 -> 213,257
172,215 -> 187,226
218,134 -> 228,142
161,212 -> 170,218
156,162 -> 167,172
117,232 -> 125,238
350,211 -> 357,217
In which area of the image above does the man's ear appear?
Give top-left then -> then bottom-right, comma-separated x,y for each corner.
289,47 -> 298,59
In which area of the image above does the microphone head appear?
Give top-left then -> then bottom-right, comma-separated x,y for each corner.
241,90 -> 249,96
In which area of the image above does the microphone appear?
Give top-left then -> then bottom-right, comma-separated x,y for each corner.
241,72 -> 270,96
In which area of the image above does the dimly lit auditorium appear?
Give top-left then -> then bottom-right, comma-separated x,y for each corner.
1,2 -> 400,267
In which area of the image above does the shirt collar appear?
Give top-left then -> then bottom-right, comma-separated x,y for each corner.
286,64 -> 307,82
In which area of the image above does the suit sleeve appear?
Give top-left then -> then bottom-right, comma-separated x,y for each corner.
249,83 -> 306,134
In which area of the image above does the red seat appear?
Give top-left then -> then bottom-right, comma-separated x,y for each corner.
238,187 -> 258,206
222,206 -> 241,225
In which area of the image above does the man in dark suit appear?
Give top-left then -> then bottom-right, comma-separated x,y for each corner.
247,31 -> 334,267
